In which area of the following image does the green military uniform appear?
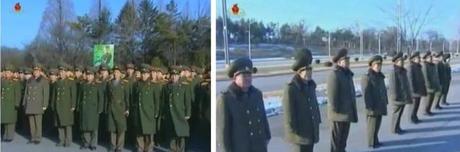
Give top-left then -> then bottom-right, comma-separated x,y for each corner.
22,65 -> 49,144
1,65 -> 21,142
407,52 -> 427,124
161,66 -> 192,152
125,63 -> 138,147
362,55 -> 388,148
388,52 -> 412,134
51,66 -> 77,147
433,52 -> 448,109
77,68 -> 103,150
97,64 -> 110,144
326,49 -> 358,152
217,58 -> 271,152
421,52 -> 441,115
132,65 -> 160,152
441,54 -> 452,105
282,48 -> 321,152
152,68 -> 167,147
191,68 -> 211,151
106,66 -> 130,151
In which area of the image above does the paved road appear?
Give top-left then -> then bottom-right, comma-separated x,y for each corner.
216,59 -> 460,94
266,73 -> 460,152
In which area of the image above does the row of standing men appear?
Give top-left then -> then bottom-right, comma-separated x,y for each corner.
1,63 -> 210,152
217,48 -> 453,152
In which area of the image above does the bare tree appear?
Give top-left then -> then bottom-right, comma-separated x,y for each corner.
379,0 -> 435,53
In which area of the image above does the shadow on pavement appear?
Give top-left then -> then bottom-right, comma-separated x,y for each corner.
368,133 -> 460,152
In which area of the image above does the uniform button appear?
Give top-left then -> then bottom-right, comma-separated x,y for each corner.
139,103 -> 142,106
170,105 -> 172,108
258,119 -> 261,123
248,121 -> 252,125
250,132 -> 254,136
256,108 -> 260,111
246,110 -> 250,114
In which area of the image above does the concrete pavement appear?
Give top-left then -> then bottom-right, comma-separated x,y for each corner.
266,73 -> 460,152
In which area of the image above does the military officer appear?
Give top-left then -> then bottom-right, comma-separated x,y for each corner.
106,65 -> 130,152
282,48 -> 321,152
326,48 -> 358,152
1,65 -> 21,142
388,52 -> 412,134
125,63 -> 137,146
150,66 -> 166,147
441,54 -> 452,105
51,65 -> 77,147
161,66 -> 192,152
407,52 -> 427,124
421,51 -> 441,115
193,66 -> 210,151
78,68 -> 103,151
362,55 -> 388,148
433,51 -> 448,109
22,63 -> 50,144
97,64 -> 110,143
132,64 -> 159,152
217,57 -> 271,152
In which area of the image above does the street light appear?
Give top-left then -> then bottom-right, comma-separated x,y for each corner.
248,20 -> 252,59
378,32 -> 381,55
222,0 -> 230,67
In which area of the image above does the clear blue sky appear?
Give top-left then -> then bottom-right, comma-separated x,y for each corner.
1,0 -> 210,49
217,0 -> 460,39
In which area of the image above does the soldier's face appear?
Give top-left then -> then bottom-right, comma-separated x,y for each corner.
395,59 -> 404,67
114,70 -> 121,79
412,57 -> 420,63
3,71 -> 12,78
371,62 -> 382,72
127,69 -> 134,75
171,74 -> 180,82
299,68 -> 312,80
75,71 -> 82,77
33,70 -> 41,78
135,71 -> 141,78
142,72 -> 150,81
25,74 -> 32,80
338,58 -> 350,68
87,74 -> 94,81
59,70 -> 67,78
234,73 -> 252,90
50,75 -> 57,82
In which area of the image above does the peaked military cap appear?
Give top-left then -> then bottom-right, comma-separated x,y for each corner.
292,48 -> 313,71
227,57 -> 257,78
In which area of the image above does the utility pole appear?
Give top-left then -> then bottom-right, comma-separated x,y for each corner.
457,38 -> 459,54
360,30 -> 363,59
429,40 -> 432,52
328,32 -> 331,58
222,0 -> 230,66
248,20 -> 252,59
378,33 -> 381,55
396,0 -> 402,53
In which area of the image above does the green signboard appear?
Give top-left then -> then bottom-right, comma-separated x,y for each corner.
93,44 -> 114,68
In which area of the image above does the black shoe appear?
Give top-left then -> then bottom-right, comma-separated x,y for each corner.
27,141 -> 34,144
56,143 -> 64,147
89,146 -> 96,151
34,141 -> 40,144
80,146 -> 87,150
